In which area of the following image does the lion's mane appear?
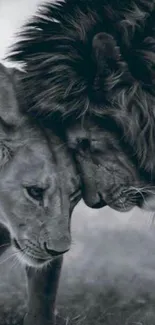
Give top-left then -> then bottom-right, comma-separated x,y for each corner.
8,0 -> 155,173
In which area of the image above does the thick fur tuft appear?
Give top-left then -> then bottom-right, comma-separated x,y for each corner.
7,0 -> 155,172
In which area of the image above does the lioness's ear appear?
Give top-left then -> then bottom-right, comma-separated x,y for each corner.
0,63 -> 22,128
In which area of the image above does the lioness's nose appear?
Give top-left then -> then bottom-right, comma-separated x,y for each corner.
44,242 -> 69,257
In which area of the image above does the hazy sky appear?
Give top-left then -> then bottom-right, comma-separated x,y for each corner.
0,0 -> 54,60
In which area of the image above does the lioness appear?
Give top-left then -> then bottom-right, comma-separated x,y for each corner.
0,63 -> 81,325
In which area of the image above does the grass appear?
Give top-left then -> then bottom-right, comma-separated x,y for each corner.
56,286 -> 155,325
1,223 -> 155,324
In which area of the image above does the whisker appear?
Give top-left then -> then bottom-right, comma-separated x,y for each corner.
125,187 -> 151,209
137,191 -> 150,209
129,186 -> 155,194
142,189 -> 155,195
119,198 -> 126,210
0,251 -> 19,266
0,243 -> 10,250
149,213 -> 155,229
10,254 -> 20,271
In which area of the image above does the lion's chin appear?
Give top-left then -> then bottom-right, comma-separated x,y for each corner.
140,196 -> 155,212
110,204 -> 135,213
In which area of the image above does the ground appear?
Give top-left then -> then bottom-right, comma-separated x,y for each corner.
0,202 -> 155,325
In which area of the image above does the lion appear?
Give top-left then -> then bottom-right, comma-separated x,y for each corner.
65,116 -> 154,212
7,0 -> 155,212
0,63 -> 81,325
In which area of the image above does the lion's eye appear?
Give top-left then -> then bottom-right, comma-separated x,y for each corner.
77,139 -> 90,155
26,186 -> 44,201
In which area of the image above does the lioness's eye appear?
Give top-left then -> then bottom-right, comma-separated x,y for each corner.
26,186 -> 44,201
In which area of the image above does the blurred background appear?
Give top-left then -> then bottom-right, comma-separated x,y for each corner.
1,1 -> 155,325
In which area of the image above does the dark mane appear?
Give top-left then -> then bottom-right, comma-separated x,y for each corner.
7,0 -> 155,172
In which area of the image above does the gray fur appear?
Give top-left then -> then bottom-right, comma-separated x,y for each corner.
0,63 -> 81,325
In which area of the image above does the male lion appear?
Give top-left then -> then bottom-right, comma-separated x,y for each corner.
8,0 -> 155,210
0,63 -> 81,325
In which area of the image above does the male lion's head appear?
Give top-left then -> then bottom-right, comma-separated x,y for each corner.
0,64 -> 81,268
66,117 -> 152,212
7,1 -> 155,211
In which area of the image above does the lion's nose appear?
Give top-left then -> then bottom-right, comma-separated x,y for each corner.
91,193 -> 107,209
92,201 -> 106,209
43,242 -> 69,257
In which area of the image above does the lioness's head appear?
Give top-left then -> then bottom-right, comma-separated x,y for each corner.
0,64 -> 81,267
66,117 -> 151,212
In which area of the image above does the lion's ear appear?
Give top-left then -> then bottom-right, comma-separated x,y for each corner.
92,32 -> 133,101
92,32 -> 121,65
0,63 -> 22,128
